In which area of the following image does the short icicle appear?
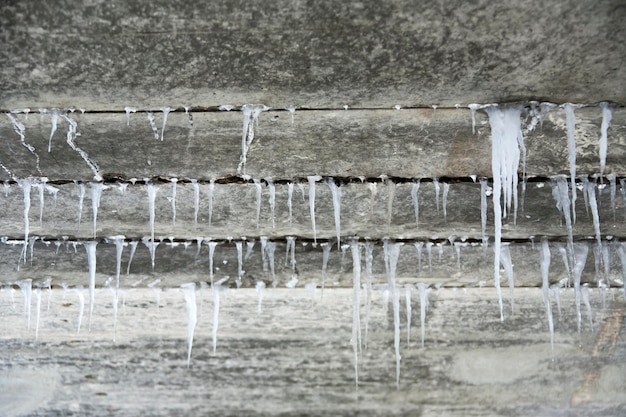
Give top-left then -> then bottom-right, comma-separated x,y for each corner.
326,178 -> 342,247
180,282 -> 197,367
433,178 -> 440,214
17,279 -> 32,330
383,239 -> 403,389
265,178 -> 276,229
84,241 -> 98,332
307,176 -> 321,243
350,239 -> 362,389
387,178 -> 396,228
539,239 -> 554,355
237,104 -> 269,175
287,182 -> 294,223
320,242 -> 332,301
207,241 -> 218,289
442,182 -> 450,221
170,178 -> 177,225
191,179 -> 199,225
91,182 -> 104,239
235,241 -> 244,287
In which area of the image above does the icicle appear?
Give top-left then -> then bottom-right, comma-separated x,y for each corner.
91,182 -> 104,238
17,179 -> 32,265
383,240 -> 403,389
285,236 -> 296,273
235,241 -> 244,287
208,179 -> 215,226
110,236 -> 124,341
454,241 -> 462,270
207,241 -> 218,288
405,285 -> 412,348
256,281 -> 265,314
598,102 -> 613,179
180,283 -> 197,366
124,107 -> 137,126
237,104 -> 269,174
146,182 -> 158,245
48,110 -> 59,152
37,177 -> 48,227
552,177 -> 575,266
160,107 -> 173,141
572,243 -> 589,336
500,244 -> 515,314
34,287 -> 41,340
287,182 -> 294,223
585,180 -> 602,247
244,239 -> 255,262
184,106 -> 194,127
84,241 -> 98,332
170,178 -> 178,225
416,283 -> 429,348
74,286 -> 85,334
285,105 -> 297,124
265,178 -> 276,229
539,239 -> 554,354
411,181 -> 420,227
442,182 -> 450,221
425,242 -> 433,271
16,279 -> 32,330
320,242 -> 331,301
581,285 -> 594,332
483,105 -> 524,314
564,104 -> 580,223
468,103 -> 480,134
190,180 -> 199,225
266,241 -> 276,281
146,111 -> 159,139
414,242 -> 423,271
556,244 -> 572,286
364,241 -> 374,349
350,240 -> 362,389
327,179 -> 342,246
433,178 -> 440,214
307,176 -> 321,243
7,113 -> 42,175
141,237 -> 160,271
126,240 -> 138,275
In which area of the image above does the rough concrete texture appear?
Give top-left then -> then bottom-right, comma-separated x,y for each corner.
1,288 -> 625,416
1,0 -> 625,109
1,0 -> 626,415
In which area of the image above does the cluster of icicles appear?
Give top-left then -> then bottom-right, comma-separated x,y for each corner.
2,100 -> 624,389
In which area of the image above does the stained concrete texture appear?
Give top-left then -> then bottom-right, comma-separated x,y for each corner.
1,0 -> 626,415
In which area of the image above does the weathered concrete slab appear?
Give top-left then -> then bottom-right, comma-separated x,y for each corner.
1,287 -> 624,416
1,0 -> 625,109
0,107 -> 625,181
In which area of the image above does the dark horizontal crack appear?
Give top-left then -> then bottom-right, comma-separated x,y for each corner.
2,174 -> 624,187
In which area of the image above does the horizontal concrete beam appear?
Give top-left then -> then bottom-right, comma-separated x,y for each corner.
1,107 -> 625,181
1,0 -> 625,109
